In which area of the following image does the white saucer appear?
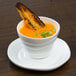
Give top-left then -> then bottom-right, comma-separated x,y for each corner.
7,38 -> 71,71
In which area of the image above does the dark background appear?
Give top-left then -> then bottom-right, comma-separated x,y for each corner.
0,0 -> 76,76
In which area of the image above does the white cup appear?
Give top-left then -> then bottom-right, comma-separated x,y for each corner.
17,16 -> 60,59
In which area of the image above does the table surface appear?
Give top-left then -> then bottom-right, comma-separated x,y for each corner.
0,0 -> 76,76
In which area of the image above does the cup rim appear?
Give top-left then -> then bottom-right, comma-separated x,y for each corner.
17,16 -> 60,40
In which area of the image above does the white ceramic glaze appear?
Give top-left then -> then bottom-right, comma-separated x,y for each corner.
17,16 -> 60,58
7,38 -> 71,71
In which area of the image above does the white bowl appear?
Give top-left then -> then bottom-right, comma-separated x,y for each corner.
17,16 -> 60,59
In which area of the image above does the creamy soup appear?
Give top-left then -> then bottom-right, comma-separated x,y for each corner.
19,23 -> 56,38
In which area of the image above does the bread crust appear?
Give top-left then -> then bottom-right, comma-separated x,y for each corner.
16,2 -> 45,30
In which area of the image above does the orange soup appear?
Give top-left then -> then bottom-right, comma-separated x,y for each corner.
19,23 -> 56,38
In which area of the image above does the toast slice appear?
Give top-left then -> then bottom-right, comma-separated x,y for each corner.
16,2 -> 45,30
